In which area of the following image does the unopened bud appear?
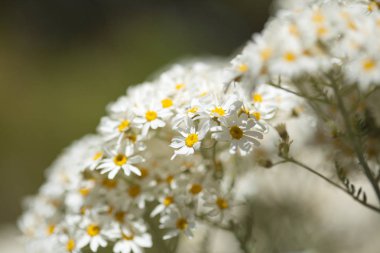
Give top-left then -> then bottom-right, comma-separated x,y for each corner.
275,123 -> 289,142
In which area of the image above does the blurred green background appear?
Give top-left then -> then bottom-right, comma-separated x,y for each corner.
0,0 -> 272,225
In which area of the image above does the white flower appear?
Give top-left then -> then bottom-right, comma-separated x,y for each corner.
205,95 -> 242,119
202,191 -> 234,221
171,98 -> 204,128
77,217 -> 111,252
346,55 -> 380,90
150,189 -> 181,218
58,234 -> 81,253
113,225 -> 152,253
170,117 -> 208,159
212,113 -> 263,155
134,103 -> 172,136
159,209 -> 196,240
125,183 -> 154,209
98,145 -> 144,179
85,150 -> 104,170
97,112 -> 135,143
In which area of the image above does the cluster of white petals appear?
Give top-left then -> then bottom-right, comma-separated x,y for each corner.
232,0 -> 380,91
19,1 -> 380,253
20,61 -> 299,253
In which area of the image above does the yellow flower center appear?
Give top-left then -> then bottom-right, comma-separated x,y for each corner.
211,106 -> 225,117
312,11 -> 325,23
126,134 -> 137,143
122,233 -> 134,241
189,184 -> 203,195
114,154 -> 128,166
216,198 -> 229,210
175,83 -> 186,90
237,64 -> 249,73
66,239 -> 75,252
260,47 -> 272,61
139,167 -> 149,178
253,111 -> 261,121
92,152 -> 103,161
102,179 -> 117,189
115,211 -> 125,222
187,106 -> 199,114
283,52 -> 297,62
185,134 -> 199,147
118,120 -> 130,132
289,24 -> 299,36
145,110 -> 158,121
166,175 -> 174,184
46,225 -> 55,235
252,93 -> 263,103
347,20 -> 357,30
128,185 -> 141,198
163,196 -> 174,206
199,91 -> 208,97
363,59 -> 376,72
368,2 -> 380,12
230,126 -> 244,140
87,224 -> 100,237
176,218 -> 188,230
161,98 -> 173,108
317,26 -> 328,36
79,188 -> 90,196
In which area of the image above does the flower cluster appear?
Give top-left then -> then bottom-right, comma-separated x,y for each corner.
229,0 -> 380,91
19,1 -> 380,253
275,0 -> 380,13
19,61 -> 302,253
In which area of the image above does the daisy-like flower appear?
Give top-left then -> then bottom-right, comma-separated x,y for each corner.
202,190 -> 234,221
150,188 -> 181,218
171,98 -> 204,128
98,145 -> 144,179
246,83 -> 303,125
211,113 -> 263,155
97,112 -> 135,143
134,102 -> 172,136
170,117 -> 208,159
125,183 -> 154,209
205,95 -> 242,119
58,233 -> 81,253
346,55 -> 380,90
159,209 -> 196,240
269,40 -> 315,77
77,217 -> 112,252
113,224 -> 152,253
86,150 -> 104,171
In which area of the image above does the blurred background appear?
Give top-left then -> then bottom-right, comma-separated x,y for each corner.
0,0 -> 273,235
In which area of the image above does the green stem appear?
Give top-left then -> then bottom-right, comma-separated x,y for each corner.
331,80 -> 380,205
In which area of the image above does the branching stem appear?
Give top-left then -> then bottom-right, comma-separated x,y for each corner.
278,157 -> 380,213
331,78 -> 380,205
267,81 -> 328,104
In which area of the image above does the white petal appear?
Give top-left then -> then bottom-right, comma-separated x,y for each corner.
135,234 -> 152,248
151,204 -> 165,217
108,168 -> 120,179
129,155 -> 144,164
128,165 -> 142,176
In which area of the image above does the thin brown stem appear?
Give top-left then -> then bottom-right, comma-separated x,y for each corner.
268,81 -> 328,104
279,157 -> 380,213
